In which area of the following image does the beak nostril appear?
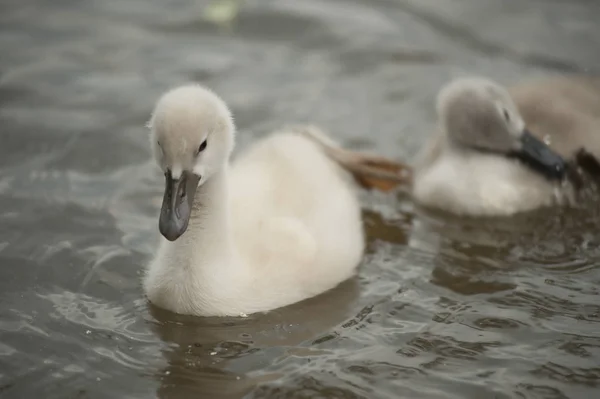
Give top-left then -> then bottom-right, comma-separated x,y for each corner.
178,178 -> 187,200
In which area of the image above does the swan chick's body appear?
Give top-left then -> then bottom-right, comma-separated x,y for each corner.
411,76 -> 600,216
144,85 -> 364,316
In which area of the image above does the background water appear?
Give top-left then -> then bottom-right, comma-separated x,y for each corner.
1,0 -> 600,398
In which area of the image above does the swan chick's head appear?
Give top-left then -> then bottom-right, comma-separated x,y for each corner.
149,84 -> 235,241
437,77 -> 567,180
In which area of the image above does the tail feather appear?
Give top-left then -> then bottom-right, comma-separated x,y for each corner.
293,125 -> 412,192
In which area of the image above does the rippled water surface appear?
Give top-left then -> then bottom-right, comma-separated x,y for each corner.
2,0 -> 600,398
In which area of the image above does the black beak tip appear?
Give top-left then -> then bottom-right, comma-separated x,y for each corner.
161,231 -> 180,242
517,130 -> 569,181
159,220 -> 186,241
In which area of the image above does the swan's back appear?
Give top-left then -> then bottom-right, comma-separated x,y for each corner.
228,127 -> 364,305
510,76 -> 600,159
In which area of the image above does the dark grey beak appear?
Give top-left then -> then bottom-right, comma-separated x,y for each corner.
159,170 -> 201,241
510,129 -> 567,180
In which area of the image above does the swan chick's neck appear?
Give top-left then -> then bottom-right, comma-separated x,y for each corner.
144,167 -> 247,315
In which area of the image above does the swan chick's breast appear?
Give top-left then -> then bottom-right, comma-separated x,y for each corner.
413,150 -> 561,216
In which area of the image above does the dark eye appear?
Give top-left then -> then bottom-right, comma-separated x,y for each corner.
503,109 -> 510,121
198,140 -> 207,153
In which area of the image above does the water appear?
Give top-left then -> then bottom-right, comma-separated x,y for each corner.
1,0 -> 600,397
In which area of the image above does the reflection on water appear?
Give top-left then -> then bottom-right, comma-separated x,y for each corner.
1,0 -> 600,398
150,280 -> 359,398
